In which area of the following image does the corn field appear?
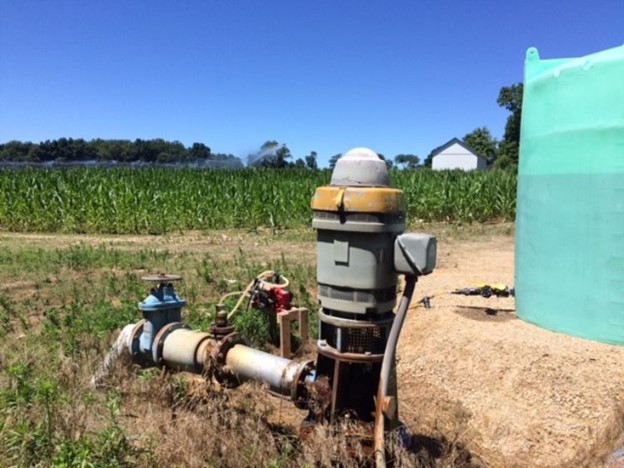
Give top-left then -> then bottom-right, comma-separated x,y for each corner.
0,168 -> 516,233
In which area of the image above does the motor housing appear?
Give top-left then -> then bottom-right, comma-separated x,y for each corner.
311,148 -> 408,422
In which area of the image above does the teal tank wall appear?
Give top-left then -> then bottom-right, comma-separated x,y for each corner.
516,44 -> 624,345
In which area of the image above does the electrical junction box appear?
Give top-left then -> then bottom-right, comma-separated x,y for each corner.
394,233 -> 437,276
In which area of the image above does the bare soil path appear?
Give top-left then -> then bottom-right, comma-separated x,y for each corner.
398,233 -> 624,467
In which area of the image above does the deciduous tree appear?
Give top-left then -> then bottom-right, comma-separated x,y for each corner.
496,83 -> 523,168
463,127 -> 498,165
304,151 -> 318,170
328,153 -> 342,169
394,154 -> 420,169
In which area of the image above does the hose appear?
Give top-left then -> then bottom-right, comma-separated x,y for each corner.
225,280 -> 255,320
374,275 -> 417,468
219,291 -> 245,302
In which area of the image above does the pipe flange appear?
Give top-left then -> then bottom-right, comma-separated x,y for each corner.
212,332 -> 249,366
317,340 -> 384,363
128,320 -> 153,366
128,319 -> 146,354
291,360 -> 315,409
152,322 -> 189,365
211,332 -> 249,387
210,323 -> 236,339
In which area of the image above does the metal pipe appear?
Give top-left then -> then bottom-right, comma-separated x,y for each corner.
374,275 -> 417,468
110,323 -> 311,400
161,328 -> 214,372
92,315 -> 313,405
225,344 -> 307,396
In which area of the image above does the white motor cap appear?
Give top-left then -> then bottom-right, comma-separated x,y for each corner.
330,147 -> 390,187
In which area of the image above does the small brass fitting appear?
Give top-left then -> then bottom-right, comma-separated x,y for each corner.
215,304 -> 228,327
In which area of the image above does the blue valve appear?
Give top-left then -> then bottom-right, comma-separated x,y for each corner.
137,274 -> 186,354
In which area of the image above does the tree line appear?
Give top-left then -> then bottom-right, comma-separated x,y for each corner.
248,141 -> 420,170
244,80 -> 523,171
0,83 -> 522,170
0,138 -> 241,166
0,137 -> 417,170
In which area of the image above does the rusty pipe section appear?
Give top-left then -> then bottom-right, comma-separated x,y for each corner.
122,322 -> 312,401
224,344 -> 309,396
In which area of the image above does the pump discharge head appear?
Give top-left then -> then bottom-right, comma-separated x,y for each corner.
94,147 -> 435,463
310,147 -> 436,425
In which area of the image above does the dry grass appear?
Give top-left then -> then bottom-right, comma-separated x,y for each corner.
0,228 -> 522,467
71,343 -> 482,468
5,227 -> 621,466
94,355 -> 480,467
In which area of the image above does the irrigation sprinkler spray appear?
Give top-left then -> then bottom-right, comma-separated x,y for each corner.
94,147 -> 436,467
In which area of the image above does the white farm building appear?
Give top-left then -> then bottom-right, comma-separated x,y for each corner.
431,138 -> 487,171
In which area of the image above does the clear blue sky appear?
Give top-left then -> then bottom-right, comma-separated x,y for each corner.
1,1 -> 622,167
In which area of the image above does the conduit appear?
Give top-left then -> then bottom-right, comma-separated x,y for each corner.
374,275 -> 417,468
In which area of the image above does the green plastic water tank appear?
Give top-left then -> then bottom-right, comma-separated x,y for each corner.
516,44 -> 624,345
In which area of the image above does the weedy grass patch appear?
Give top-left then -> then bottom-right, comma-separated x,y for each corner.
0,237 -> 324,466
0,230 -> 486,466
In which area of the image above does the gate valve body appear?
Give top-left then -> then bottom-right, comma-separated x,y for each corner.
134,274 -> 187,357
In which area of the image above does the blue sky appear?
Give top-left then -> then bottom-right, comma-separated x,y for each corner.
1,1 -> 622,167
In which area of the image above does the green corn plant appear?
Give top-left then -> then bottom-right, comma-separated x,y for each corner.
0,167 -> 516,233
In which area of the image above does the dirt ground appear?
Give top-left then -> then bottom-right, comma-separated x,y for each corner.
2,228 -> 624,467
397,235 -> 624,467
